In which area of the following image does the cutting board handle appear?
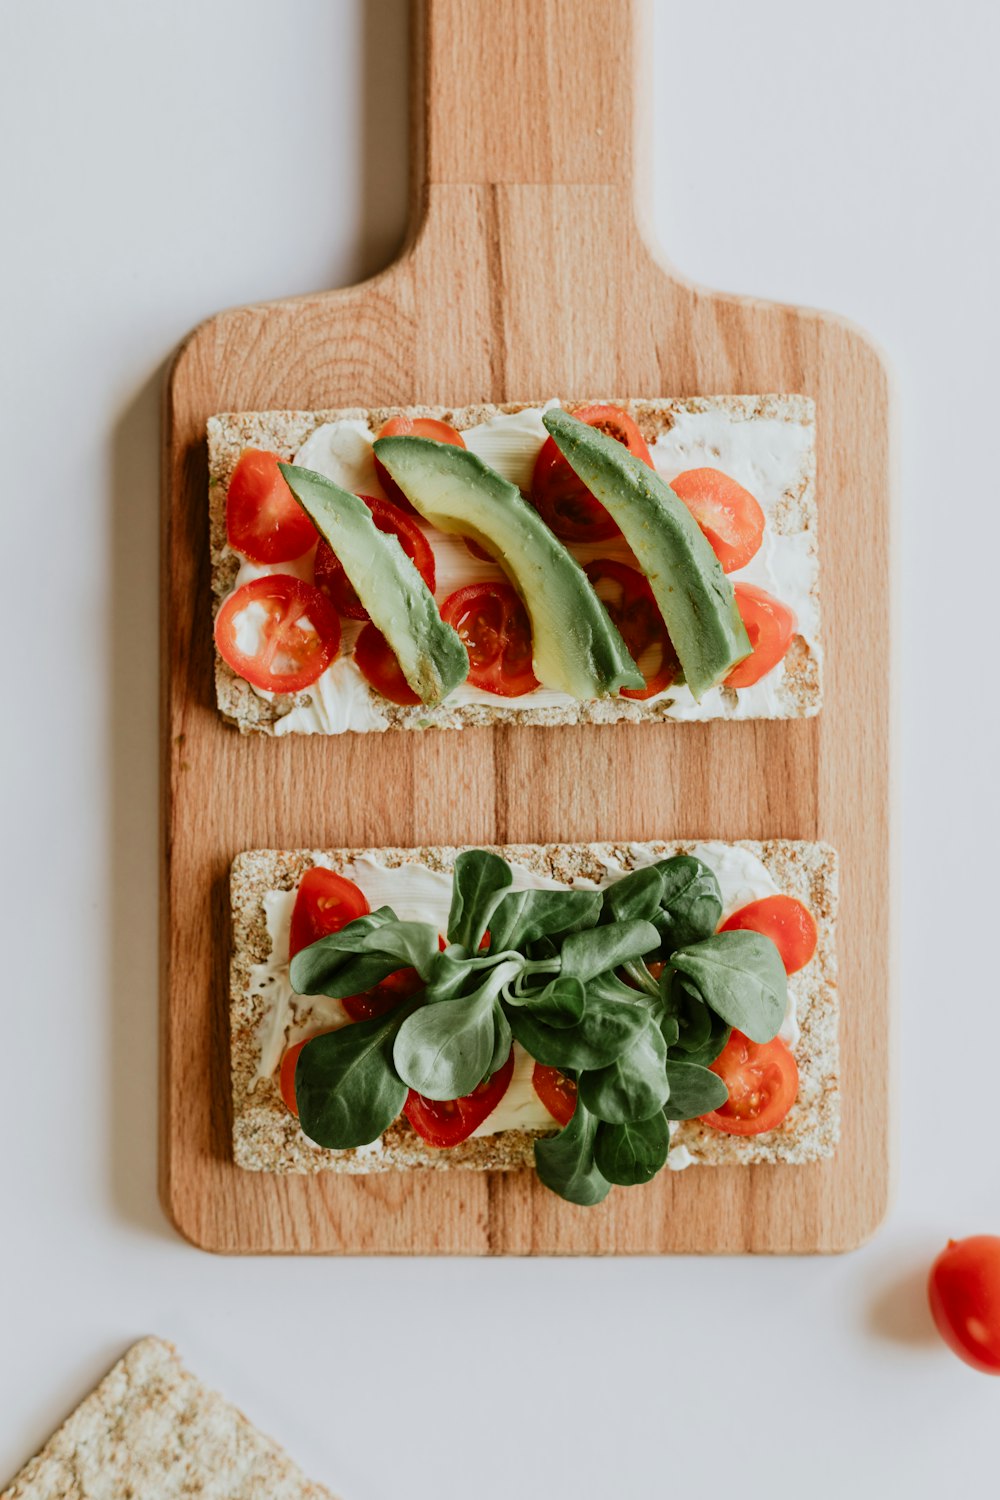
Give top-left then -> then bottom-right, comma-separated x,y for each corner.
413,0 -> 636,189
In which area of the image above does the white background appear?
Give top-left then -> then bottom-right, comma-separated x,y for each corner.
1,1 -> 998,1495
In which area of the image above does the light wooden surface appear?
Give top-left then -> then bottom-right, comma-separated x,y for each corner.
161,0 -> 891,1254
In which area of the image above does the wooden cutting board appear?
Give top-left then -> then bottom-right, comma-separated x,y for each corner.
161,0 -> 891,1254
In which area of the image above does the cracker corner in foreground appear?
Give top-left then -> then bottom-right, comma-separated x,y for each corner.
1,1337 -> 336,1500
229,839 -> 840,1181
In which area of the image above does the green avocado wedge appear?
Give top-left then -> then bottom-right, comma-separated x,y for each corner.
372,437 -> 645,699
542,409 -> 752,699
279,463 -> 468,705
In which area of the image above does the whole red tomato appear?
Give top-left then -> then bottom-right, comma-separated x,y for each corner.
927,1235 -> 1000,1374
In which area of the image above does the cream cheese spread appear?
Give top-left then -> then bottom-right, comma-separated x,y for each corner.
246,842 -> 789,1155
219,400 -> 819,732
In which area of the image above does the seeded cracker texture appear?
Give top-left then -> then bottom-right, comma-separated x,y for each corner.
1,1337 -> 336,1500
207,397 -> 820,732
230,841 -> 839,1176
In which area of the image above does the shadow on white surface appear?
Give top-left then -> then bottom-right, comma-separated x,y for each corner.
106,368 -> 171,1242
866,1256 -> 939,1346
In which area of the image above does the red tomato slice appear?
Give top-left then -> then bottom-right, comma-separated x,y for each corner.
721,895 -> 817,975
724,584 -> 797,689
225,449 -> 318,564
289,868 -> 370,960
341,936 -> 446,1022
702,1030 -> 798,1136
584,559 -> 679,700
404,1049 -> 516,1147
668,468 -> 765,574
531,404 -> 652,543
314,495 -> 436,621
440,582 -> 539,697
214,575 -> 341,693
532,1064 -> 577,1127
279,1038 -> 309,1117
928,1236 -> 1000,1375
374,416 -> 466,514
353,623 -> 421,705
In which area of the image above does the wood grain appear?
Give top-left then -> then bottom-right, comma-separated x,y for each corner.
161,0 -> 892,1254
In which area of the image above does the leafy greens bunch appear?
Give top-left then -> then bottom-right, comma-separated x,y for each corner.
288,851 -> 788,1205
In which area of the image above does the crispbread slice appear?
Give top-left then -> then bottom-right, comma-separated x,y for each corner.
1,1338 -> 336,1500
231,841 -> 839,1176
208,396 -> 820,733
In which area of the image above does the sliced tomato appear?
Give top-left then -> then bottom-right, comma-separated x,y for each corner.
341,935 -> 445,1022
404,1049 -> 516,1147
530,404 -> 652,543
702,1030 -> 798,1136
279,1038 -> 309,1117
225,449 -> 318,564
668,468 -> 765,574
314,495 -> 436,621
721,895 -> 817,975
928,1236 -> 1000,1375
584,559 -> 679,700
532,1064 -> 577,1127
440,582 -> 539,697
724,584 -> 797,689
214,574 -> 341,693
289,868 -> 370,960
374,416 -> 466,514
278,1029 -> 338,1117
353,623 -> 421,705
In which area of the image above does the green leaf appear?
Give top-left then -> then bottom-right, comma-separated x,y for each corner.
506,992 -> 650,1070
660,971 -> 713,1053
534,1098 -> 611,1206
423,944 -> 476,1003
559,919 -> 660,983
599,866 -> 665,925
654,856 -> 723,949
393,990 -> 496,1100
662,1059 -> 729,1120
671,930 -> 786,1042
488,888 -> 603,953
295,1016 -> 408,1149
676,1013 -> 731,1069
349,920 -> 441,979
488,1004 -> 513,1076
447,850 -> 512,951
594,1113 -> 671,1185
578,1019 -> 669,1124
523,975 -> 586,1029
289,908 -> 403,997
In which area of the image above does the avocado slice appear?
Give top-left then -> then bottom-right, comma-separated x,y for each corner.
280,463 -> 468,705
372,438 -> 645,699
542,410 -> 752,699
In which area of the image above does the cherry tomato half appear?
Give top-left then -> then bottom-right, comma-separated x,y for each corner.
353,623 -> 420,705
225,449 -> 318,564
341,936 -> 446,1022
440,582 -> 539,697
289,868 -> 370,960
928,1236 -> 1000,1375
214,574 -> 341,693
532,1064 -> 577,1127
404,1049 -> 516,1147
721,895 -> 817,975
724,584 -> 797,689
531,404 -> 653,543
314,495 -> 436,621
701,1030 -> 798,1136
668,468 -> 765,574
374,416 -> 466,514
585,559 -> 679,700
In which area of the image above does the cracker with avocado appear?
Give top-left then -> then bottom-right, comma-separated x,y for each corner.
230,840 -> 839,1177
208,396 -> 820,733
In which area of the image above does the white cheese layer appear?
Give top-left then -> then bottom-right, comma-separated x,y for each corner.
221,400 -> 818,732
246,843 -> 789,1152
